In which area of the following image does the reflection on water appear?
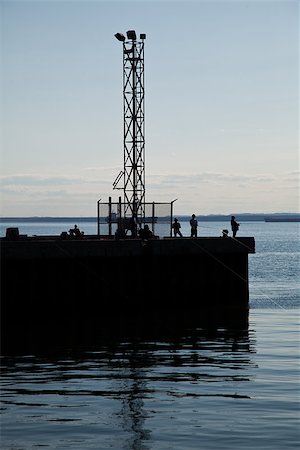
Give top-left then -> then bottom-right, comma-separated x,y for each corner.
1,327 -> 255,450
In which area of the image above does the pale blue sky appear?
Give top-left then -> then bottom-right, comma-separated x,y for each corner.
1,0 -> 298,216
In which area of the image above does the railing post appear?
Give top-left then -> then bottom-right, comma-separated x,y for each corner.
170,199 -> 178,237
108,197 -> 112,236
118,196 -> 122,236
152,202 -> 155,235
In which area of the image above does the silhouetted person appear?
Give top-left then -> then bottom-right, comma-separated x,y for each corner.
138,224 -> 153,241
129,216 -> 137,238
222,229 -> 229,238
69,224 -> 82,238
190,214 -> 198,237
73,224 -> 82,237
115,225 -> 126,240
172,218 -> 183,237
231,216 -> 239,237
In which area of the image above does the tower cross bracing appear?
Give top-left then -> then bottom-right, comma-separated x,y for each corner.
114,31 -> 146,224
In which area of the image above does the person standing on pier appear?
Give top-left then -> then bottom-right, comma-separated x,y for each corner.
172,218 -> 183,237
231,216 -> 240,237
190,214 -> 198,237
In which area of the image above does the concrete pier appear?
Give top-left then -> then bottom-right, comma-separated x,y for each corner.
1,236 -> 255,350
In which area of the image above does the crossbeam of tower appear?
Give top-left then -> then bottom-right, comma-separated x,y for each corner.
114,30 -> 146,224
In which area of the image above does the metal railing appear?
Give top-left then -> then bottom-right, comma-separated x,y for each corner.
97,197 -> 177,238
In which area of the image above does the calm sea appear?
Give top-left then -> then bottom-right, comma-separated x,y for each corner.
0,220 -> 299,449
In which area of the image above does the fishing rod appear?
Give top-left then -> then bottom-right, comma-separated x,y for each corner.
189,238 -> 287,310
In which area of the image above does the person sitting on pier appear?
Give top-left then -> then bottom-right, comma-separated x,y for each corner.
69,224 -> 82,238
115,224 -> 126,240
222,229 -> 229,238
138,224 -> 153,241
172,218 -> 183,237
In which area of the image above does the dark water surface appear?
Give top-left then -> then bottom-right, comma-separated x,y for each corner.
1,221 -> 299,449
1,310 -> 299,449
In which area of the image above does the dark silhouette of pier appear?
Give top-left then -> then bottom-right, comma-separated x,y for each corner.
1,234 -> 255,352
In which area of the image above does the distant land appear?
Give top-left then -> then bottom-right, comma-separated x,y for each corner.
0,213 -> 299,222
174,213 -> 300,222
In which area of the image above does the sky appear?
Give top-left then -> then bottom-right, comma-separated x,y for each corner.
1,0 -> 299,217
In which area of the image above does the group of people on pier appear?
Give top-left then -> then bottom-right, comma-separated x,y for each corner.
172,215 -> 240,238
66,218 -> 240,241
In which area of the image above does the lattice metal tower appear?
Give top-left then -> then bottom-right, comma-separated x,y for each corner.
114,30 -> 146,224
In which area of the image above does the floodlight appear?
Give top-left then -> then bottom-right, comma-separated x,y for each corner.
126,30 -> 137,40
114,33 -> 125,42
140,33 -> 146,40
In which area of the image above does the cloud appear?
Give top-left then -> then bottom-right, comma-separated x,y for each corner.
0,174 -> 112,187
83,165 -> 122,172
0,175 -> 82,186
147,171 -> 277,186
0,169 -> 298,216
283,171 -> 300,183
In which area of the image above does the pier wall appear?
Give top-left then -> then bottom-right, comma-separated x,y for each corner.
1,237 -> 255,349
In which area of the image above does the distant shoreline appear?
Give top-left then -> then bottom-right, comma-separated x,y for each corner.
0,213 -> 299,223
